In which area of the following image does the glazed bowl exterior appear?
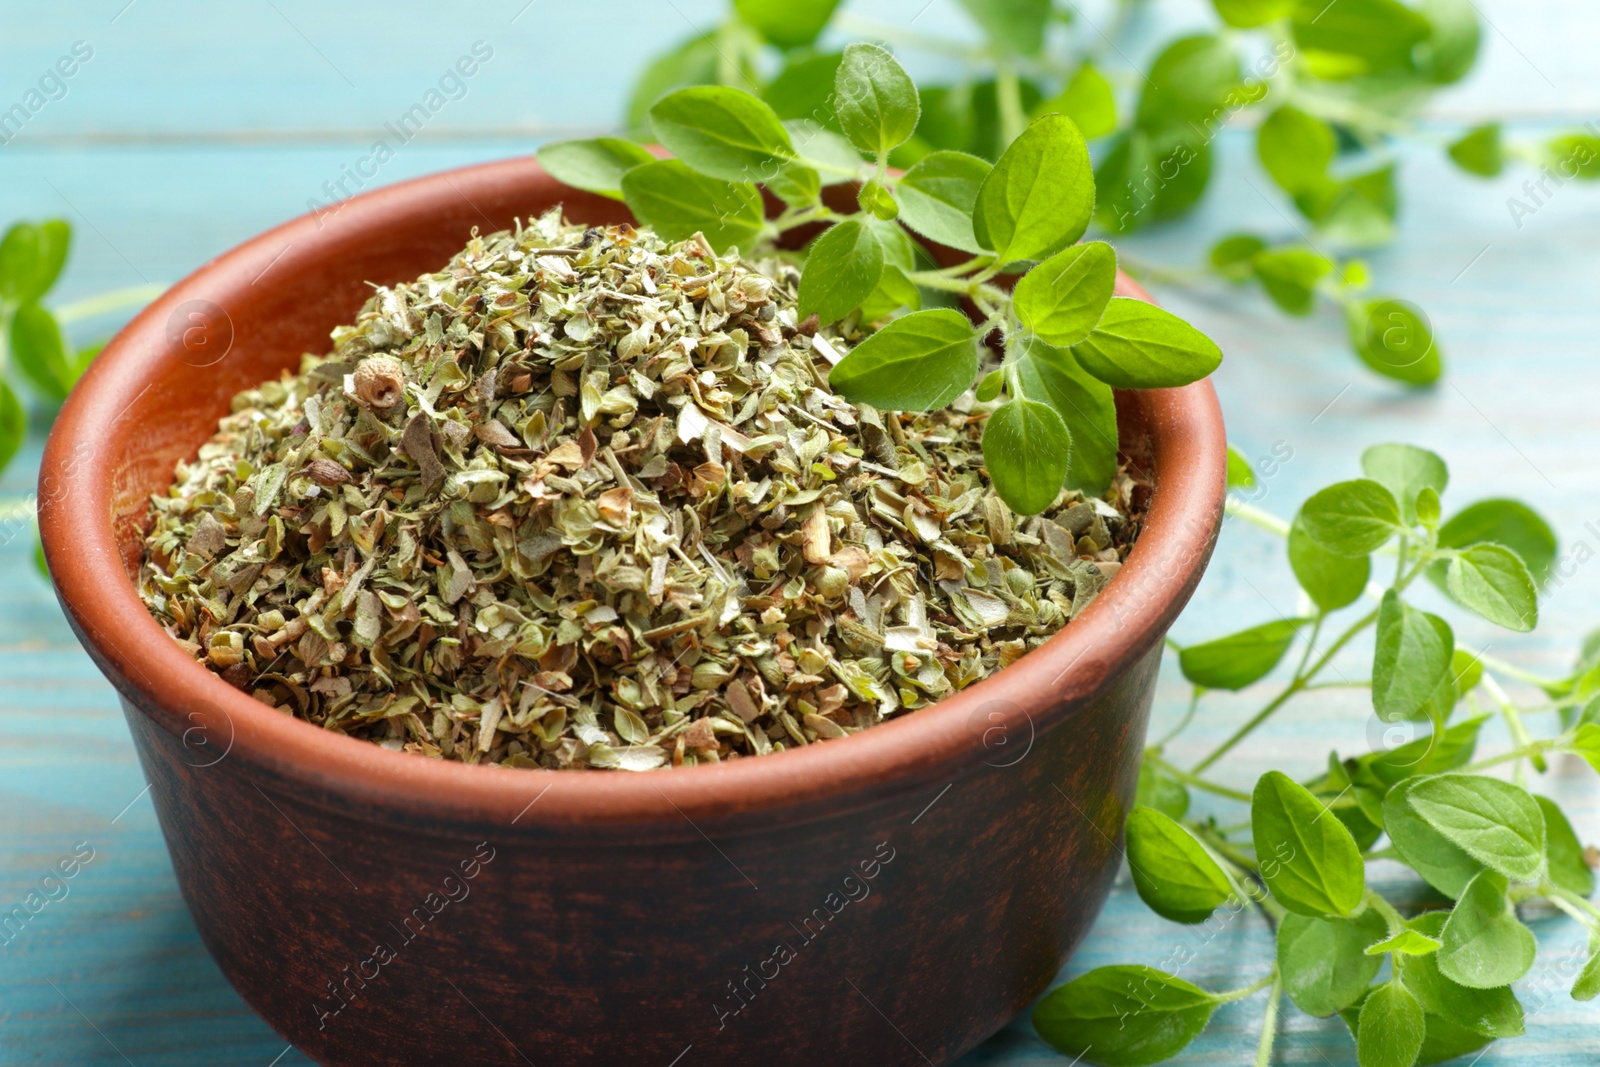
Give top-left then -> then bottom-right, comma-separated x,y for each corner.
39,157 -> 1225,1066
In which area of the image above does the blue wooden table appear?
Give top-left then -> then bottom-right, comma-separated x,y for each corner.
3,1 -> 1599,1063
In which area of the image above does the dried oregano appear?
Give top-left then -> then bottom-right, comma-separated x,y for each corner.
140,210 -> 1142,770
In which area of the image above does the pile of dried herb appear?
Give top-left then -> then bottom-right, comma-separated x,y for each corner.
140,210 -> 1141,770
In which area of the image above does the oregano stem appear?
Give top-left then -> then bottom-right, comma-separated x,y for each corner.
1150,755 -> 1253,803
1482,672 -> 1548,774
995,60 -> 1027,145
53,283 -> 167,325
1153,686 -> 1204,747
1216,969 -> 1279,1004
1544,883 -> 1600,930
1254,976 -> 1283,1067
1364,889 -> 1407,936
1224,499 -> 1292,537
1195,609 -> 1387,775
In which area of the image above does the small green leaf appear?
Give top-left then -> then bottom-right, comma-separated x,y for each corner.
856,179 -> 898,221
1574,949 -> 1600,1001
1225,443 -> 1256,488
0,380 -> 25,476
733,0 -> 841,49
1536,796 -> 1595,896
1438,869 -> 1537,989
1135,754 -> 1190,820
828,309 -> 978,411
1252,770 -> 1365,918
1363,715 -> 1485,789
0,220 -> 70,304
1356,981 -> 1427,1067
1384,778 -> 1486,900
956,0 -> 1053,56
1293,0 -> 1432,72
1213,0 -> 1293,27
1094,128 -> 1213,234
1436,499 -> 1557,588
1563,722 -> 1600,775
1277,910 -> 1388,1017
1298,479 -> 1402,557
1210,234 -> 1267,280
1403,773 -> 1546,884
1069,297 -> 1222,389
1360,443 -> 1448,525
982,397 -> 1072,516
1372,591 -> 1454,722
1013,242 -> 1117,347
1445,544 -> 1538,632
893,150 -> 992,254
1048,63 -> 1117,139
798,220 -> 884,325
834,43 -> 920,158
1032,965 -> 1219,1067
1258,106 -> 1336,196
1448,123 -> 1504,177
10,303 -> 75,401
1288,518 -> 1371,612
1365,929 -> 1442,956
1134,34 -> 1240,135
620,160 -> 765,253
1252,247 -> 1333,316
973,114 -> 1094,263
537,138 -> 656,199
1421,0 -> 1483,84
1125,807 -> 1235,923
1011,337 -> 1118,494
1348,298 -> 1443,386
648,86 -> 795,183
1548,133 -> 1600,180
1400,912 -> 1525,1037
1179,618 -> 1306,691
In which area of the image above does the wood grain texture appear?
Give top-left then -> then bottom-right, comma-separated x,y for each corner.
3,1 -> 1599,1064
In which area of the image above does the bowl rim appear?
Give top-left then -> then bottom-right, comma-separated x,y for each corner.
39,154 -> 1225,833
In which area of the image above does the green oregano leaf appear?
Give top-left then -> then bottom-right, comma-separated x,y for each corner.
827,309 -> 977,411
798,220 -> 884,325
1449,123 -> 1504,177
1179,617 -> 1307,691
1400,913 -> 1525,1037
1013,241 -> 1118,347
834,43 -> 920,158
0,380 -> 25,476
1298,479 -> 1401,556
1436,498 -> 1558,588
1537,795 -> 1596,897
1032,965 -> 1219,1067
973,114 -> 1094,263
1277,910 -> 1387,1017
1364,929 -> 1442,957
1125,807 -> 1235,923
537,138 -> 656,199
1257,105 -> 1335,196
1069,297 -> 1223,389
893,150 -> 992,254
1371,591 -> 1454,722
1288,518 -> 1371,611
1383,778 -> 1485,900
1402,773 -> 1546,884
10,302 -> 76,401
620,160 -> 765,252
732,0 -> 842,49
1011,337 -> 1118,494
1445,543 -> 1539,632
1356,980 -> 1427,1067
647,86 -> 795,183
1252,770 -> 1365,918
1360,443 -> 1448,524
981,397 -> 1072,516
1051,62 -> 1117,139
1437,869 -> 1537,989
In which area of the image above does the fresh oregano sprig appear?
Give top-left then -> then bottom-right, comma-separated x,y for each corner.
539,44 -> 1222,515
0,218 -> 161,572
1031,442 -> 1600,1067
624,1 -> 1600,388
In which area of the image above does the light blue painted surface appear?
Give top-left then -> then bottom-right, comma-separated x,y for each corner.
1,2 -> 1598,1063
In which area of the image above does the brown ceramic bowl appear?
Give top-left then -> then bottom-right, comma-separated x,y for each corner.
39,157 -> 1224,1067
